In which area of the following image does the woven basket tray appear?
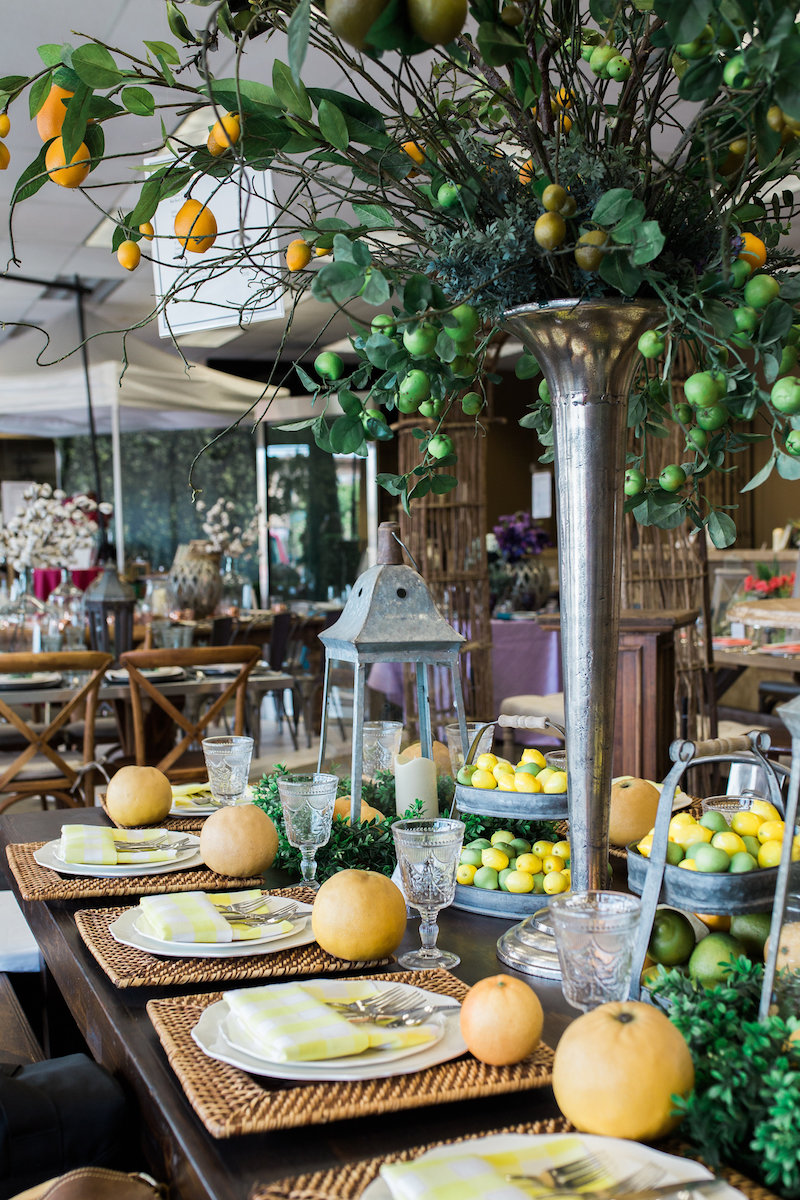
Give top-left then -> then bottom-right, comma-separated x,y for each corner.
5,841 -> 264,901
250,1125 -> 782,1200
75,897 -> 398,988
146,969 -> 554,1138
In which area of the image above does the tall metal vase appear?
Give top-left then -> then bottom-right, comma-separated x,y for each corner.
503,299 -> 662,892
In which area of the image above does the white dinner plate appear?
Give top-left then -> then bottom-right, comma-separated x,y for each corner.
0,671 -> 62,689
106,666 -> 186,683
195,663 -> 241,676
108,900 -> 315,958
360,1133 -> 745,1200
613,776 -> 693,813
192,979 -> 465,1082
33,833 -> 202,878
168,785 -> 255,817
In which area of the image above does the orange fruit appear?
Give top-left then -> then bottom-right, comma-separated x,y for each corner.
311,869 -> 407,961
139,221 -> 155,241
174,198 -> 217,253
199,803 -> 279,877
519,157 -> 535,185
36,84 -> 74,142
552,1000 -> 694,1140
286,239 -> 312,271
460,974 -> 544,1064
737,232 -> 767,269
105,765 -> 172,827
116,240 -> 141,271
534,211 -> 566,250
694,912 -> 731,932
332,795 -> 386,824
207,112 -> 241,156
0,113 -> 9,138
45,137 -> 91,188
0,142 -> 9,171
574,230 -> 608,271
401,140 -> 425,167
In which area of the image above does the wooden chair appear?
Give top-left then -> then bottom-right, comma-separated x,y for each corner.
119,645 -> 261,783
0,651 -> 114,815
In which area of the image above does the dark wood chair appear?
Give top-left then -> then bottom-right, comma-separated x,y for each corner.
0,651 -> 114,815
119,645 -> 260,783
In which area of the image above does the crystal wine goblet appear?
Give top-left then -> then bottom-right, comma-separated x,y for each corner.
392,817 -> 465,970
201,735 -> 254,806
276,773 -> 338,889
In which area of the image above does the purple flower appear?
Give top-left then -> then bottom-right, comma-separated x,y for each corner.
492,511 -> 551,562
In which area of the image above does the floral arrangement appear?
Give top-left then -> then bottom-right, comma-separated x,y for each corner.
492,511 -> 551,562
195,497 -> 260,558
0,483 -> 111,572
3,0 -> 800,544
743,562 -> 796,597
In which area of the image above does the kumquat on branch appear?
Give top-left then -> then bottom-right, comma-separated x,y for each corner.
3,0 -> 800,537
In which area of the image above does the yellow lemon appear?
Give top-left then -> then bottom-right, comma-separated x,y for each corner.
543,853 -> 565,873
673,824 -> 712,849
457,863 -> 477,885
711,831 -> 747,856
543,870 -> 569,894
552,840 -> 571,860
505,870 -> 535,894
532,841 -> 554,858
516,853 -> 543,874
792,836 -> 800,862
750,799 -> 781,822
758,839 -> 783,869
758,820 -> 785,844
535,768 -> 554,786
514,773 -> 543,793
490,830 -> 514,846
520,748 -> 546,767
678,858 -> 699,870
637,835 -> 653,858
476,752 -> 498,771
670,812 -> 697,828
471,768 -> 497,789
482,846 -> 510,871
497,776 -> 516,791
544,771 -> 568,794
492,762 -> 515,781
730,810 -> 763,837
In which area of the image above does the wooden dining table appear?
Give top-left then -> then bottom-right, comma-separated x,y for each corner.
0,806 -> 578,1200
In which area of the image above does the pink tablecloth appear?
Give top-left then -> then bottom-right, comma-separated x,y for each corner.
33,568 -> 102,601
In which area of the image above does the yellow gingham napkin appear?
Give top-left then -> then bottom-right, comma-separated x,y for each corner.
225,980 -> 439,1063
380,1137 -> 604,1200
59,825 -> 178,865
137,890 -> 294,943
170,782 -> 214,809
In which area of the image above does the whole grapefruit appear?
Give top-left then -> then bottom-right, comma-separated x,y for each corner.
460,974 -> 544,1064
200,804 -> 278,877
106,766 -> 172,827
311,869 -> 406,961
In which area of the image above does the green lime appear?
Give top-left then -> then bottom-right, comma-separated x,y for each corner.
728,851 -> 757,873
648,908 -> 697,966
515,761 -> 541,776
508,837 -> 531,856
498,867 -> 515,891
459,847 -> 482,867
699,810 -> 729,833
531,871 -> 545,893
666,841 -> 685,865
467,838 -> 491,850
456,764 -> 477,785
693,843 -> 732,873
742,835 -> 761,858
473,866 -> 499,890
688,931 -> 746,987
730,912 -> 772,958
684,841 -> 711,861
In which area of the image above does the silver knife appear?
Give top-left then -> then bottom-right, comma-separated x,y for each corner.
613,1178 -> 727,1200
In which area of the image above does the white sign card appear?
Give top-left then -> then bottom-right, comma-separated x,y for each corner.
531,471 -> 552,520
147,160 -> 285,338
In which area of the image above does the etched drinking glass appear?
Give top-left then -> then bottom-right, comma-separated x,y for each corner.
548,891 -> 641,1011
392,817 -> 465,970
201,735 -> 254,806
361,721 -> 404,781
277,772 -> 338,889
444,722 -> 495,775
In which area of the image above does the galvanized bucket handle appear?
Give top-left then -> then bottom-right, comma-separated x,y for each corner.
629,729 -> 786,1003
496,712 -> 567,743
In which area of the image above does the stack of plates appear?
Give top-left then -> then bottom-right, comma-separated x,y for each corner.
109,898 -> 316,959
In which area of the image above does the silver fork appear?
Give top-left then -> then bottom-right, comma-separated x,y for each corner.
328,985 -> 411,1016
215,897 -> 297,918
113,837 -> 193,852
346,1001 -> 460,1025
219,903 -> 299,926
507,1162 -> 660,1193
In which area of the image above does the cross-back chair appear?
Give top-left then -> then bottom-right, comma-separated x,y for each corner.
119,644 -> 261,783
0,651 -> 114,815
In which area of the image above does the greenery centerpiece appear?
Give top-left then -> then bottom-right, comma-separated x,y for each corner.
1,0 -> 800,543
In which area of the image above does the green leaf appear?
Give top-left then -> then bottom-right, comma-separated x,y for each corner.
741,455 -> 775,492
318,98 -> 349,151
430,474 -> 458,494
28,73 -> 51,121
333,233 -> 370,267
206,78 -> 283,113
166,0 -> 197,44
71,44 -> 123,90
610,200 -> 647,243
37,45 -> 64,67
476,22 -> 527,66
631,221 -> 666,265
121,86 -> 155,117
758,299 -> 794,346
278,418 -> 319,432
11,144 -> 49,204
272,60 -> 311,121
364,333 -> 399,369
402,274 -> 434,313
515,353 -> 540,380
592,188 -> 635,225
361,270 -> 391,306
731,203 -> 766,222
129,165 -> 193,226
313,417 -> 333,454
52,65 -> 80,92
701,299 -> 736,339
777,452 -> 800,480
143,40 -> 181,65
311,261 -> 364,304
365,416 -> 393,441
678,58 -> 723,102
83,121 -> 104,160
655,0 -> 711,44
61,81 -> 92,162
337,390 -> 363,417
295,364 -> 319,393
0,75 -> 29,96
352,202 -> 394,229
705,510 -> 737,548
88,96 -> 124,120
287,0 -> 311,82
329,414 -> 366,454
599,251 -> 643,296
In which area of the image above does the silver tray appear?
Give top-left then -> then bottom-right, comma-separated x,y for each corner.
453,782 -> 568,820
451,882 -> 557,918
627,845 -> 800,915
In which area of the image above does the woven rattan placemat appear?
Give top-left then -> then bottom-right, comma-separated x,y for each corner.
250,1125 -> 781,1200
147,969 -> 554,1138
5,841 -> 264,901
100,801 -> 205,833
252,1117 -> 572,1199
74,897 -> 398,988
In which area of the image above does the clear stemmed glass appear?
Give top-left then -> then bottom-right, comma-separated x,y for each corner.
201,735 -> 254,805
276,773 -> 338,890
392,817 -> 465,970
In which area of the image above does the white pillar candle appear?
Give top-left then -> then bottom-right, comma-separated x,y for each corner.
394,756 -> 438,819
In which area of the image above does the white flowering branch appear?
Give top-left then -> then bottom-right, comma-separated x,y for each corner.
194,498 -> 260,559
0,483 -> 112,572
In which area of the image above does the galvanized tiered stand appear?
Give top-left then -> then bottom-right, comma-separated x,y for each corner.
628,728 -> 800,1017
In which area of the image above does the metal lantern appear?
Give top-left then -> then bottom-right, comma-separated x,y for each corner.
763,693 -> 800,1020
317,522 -> 469,824
84,563 -> 135,662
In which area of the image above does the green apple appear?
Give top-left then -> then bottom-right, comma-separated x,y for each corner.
314,351 -> 345,381
771,376 -> 800,415
402,322 -> 438,357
